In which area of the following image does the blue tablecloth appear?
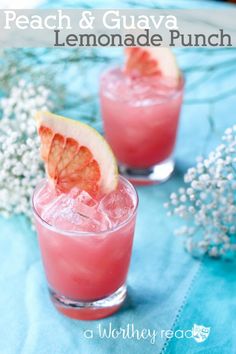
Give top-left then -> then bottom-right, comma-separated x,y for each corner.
1,1 -> 236,353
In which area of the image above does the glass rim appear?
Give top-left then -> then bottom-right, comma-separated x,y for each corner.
32,175 -> 139,237
100,65 -> 185,106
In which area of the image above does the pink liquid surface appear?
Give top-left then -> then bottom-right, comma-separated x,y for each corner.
33,178 -> 137,304
100,68 -> 184,168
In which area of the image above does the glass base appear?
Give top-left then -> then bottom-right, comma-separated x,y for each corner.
119,158 -> 174,185
49,284 -> 127,320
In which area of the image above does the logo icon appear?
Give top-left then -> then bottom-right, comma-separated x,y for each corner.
192,324 -> 210,343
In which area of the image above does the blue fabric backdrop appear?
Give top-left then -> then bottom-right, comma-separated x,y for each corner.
0,1 -> 236,353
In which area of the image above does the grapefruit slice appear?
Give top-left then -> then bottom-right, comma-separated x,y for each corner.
35,111 -> 118,197
124,47 -> 180,82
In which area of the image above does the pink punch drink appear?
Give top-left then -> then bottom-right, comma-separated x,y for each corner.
33,176 -> 138,320
100,49 -> 184,184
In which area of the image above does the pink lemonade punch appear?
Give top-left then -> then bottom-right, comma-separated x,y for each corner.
32,112 -> 138,320
100,47 -> 184,184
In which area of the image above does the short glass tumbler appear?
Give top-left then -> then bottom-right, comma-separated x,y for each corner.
32,176 -> 138,320
100,67 -> 184,184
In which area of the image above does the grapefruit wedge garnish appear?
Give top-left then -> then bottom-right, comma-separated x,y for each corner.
124,47 -> 180,83
35,111 -> 118,197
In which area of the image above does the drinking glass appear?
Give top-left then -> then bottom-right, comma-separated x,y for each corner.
32,176 -> 138,320
100,67 -> 184,184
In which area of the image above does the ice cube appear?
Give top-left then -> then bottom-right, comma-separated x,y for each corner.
41,188 -> 111,233
75,190 -> 98,207
41,194 -> 72,224
99,182 -> 135,226
34,182 -> 58,215
56,204 -> 111,233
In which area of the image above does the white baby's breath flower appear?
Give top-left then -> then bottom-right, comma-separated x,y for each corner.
165,125 -> 236,259
0,82 -> 54,224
